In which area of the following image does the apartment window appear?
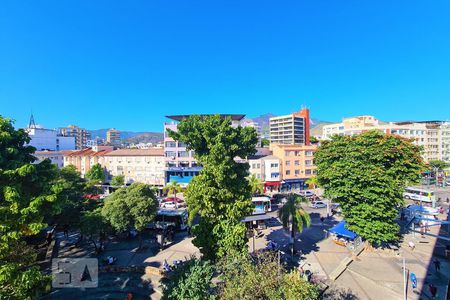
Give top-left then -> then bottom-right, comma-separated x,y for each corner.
256,163 -> 260,168
165,151 -> 176,158
305,151 -> 313,156
178,142 -> 187,148
294,151 -> 300,156
165,141 -> 176,148
178,151 -> 189,157
305,169 -> 312,175
295,170 -> 300,175
286,170 -> 290,175
305,160 -> 313,166
285,151 -> 290,156
270,163 -> 278,168
285,160 -> 290,166
294,160 -> 299,166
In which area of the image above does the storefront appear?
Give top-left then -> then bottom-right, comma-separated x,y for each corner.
263,181 -> 281,193
281,179 -> 307,192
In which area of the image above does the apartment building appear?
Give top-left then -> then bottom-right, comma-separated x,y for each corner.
247,154 -> 282,192
322,116 -> 448,162
33,150 -> 73,168
59,125 -> 91,150
63,146 -> 113,177
441,122 -> 450,164
270,144 -> 317,191
106,128 -> 121,146
104,149 -> 165,186
269,108 -> 310,145
163,114 -> 245,186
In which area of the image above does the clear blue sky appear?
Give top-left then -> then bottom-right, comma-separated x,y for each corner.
1,1 -> 449,132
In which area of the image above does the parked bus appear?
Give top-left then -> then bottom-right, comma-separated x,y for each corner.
403,187 -> 435,205
252,196 -> 272,213
152,208 -> 189,231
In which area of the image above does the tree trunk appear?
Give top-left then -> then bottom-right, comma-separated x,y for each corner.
91,237 -> 98,252
138,232 -> 143,250
291,223 -> 296,257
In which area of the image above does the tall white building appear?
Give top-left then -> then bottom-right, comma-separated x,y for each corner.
25,115 -> 75,151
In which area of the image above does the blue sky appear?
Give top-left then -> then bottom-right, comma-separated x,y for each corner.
1,1 -> 449,132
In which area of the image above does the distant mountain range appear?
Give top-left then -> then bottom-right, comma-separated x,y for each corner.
88,114 -> 331,144
88,129 -> 163,144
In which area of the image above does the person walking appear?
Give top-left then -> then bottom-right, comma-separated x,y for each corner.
429,283 -> 437,299
433,258 -> 441,272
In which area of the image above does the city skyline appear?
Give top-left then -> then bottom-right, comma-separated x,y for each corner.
1,1 -> 450,131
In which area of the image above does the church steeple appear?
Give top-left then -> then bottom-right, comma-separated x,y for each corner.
28,112 -> 36,128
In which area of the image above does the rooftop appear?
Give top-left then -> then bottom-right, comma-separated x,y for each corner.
166,114 -> 245,121
105,148 -> 164,156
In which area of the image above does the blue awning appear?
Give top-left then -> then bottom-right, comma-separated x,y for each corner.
283,179 -> 306,184
329,221 -> 358,240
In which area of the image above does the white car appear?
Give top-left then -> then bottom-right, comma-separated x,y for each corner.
298,190 -> 315,198
310,201 -> 327,209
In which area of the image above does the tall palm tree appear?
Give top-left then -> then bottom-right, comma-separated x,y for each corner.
305,176 -> 319,189
163,180 -> 183,198
247,174 -> 264,195
278,194 -> 311,256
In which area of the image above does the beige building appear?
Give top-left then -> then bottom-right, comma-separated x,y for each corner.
270,144 -> 317,190
63,146 -> 113,177
104,149 -> 165,186
322,116 -> 448,162
106,128 -> 121,146
59,125 -> 91,150
33,150 -> 72,169
441,122 -> 450,164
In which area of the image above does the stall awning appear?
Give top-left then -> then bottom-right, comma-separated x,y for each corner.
329,221 -> 358,240
241,214 -> 273,223
283,179 -> 306,184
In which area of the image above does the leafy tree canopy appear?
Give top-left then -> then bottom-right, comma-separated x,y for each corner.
428,160 -> 448,171
315,130 -> 424,244
0,116 -> 62,299
247,174 -> 263,195
168,115 -> 258,261
164,180 -> 182,197
261,138 -> 270,147
110,175 -> 125,187
162,258 -> 215,300
102,183 -> 158,246
85,163 -> 105,183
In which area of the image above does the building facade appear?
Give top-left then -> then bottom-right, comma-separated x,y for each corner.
63,146 -> 113,177
59,125 -> 91,150
322,116 -> 449,163
269,108 -> 310,145
33,150 -> 71,168
26,126 -> 75,151
103,149 -> 165,186
441,122 -> 450,164
270,144 -> 317,191
106,128 -> 121,146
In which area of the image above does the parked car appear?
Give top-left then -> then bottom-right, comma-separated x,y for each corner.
161,201 -> 178,209
310,201 -> 327,209
297,190 -> 315,198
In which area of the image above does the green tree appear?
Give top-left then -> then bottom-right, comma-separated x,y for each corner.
218,252 -> 318,300
428,160 -> 448,171
247,174 -> 264,195
309,136 -> 319,144
102,183 -> 158,248
315,130 -> 424,245
169,115 -> 258,261
278,194 -> 311,256
163,180 -> 183,197
110,175 -> 125,187
261,138 -> 270,147
162,258 -> 215,300
79,208 -> 108,252
85,163 -> 105,183
53,165 -> 88,228
0,116 -> 61,299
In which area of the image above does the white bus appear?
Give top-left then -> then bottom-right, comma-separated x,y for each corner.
403,187 -> 435,205
252,196 -> 272,213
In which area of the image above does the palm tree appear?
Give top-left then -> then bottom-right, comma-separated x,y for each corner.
278,194 -> 311,257
305,176 -> 319,189
247,174 -> 264,195
163,180 -> 183,198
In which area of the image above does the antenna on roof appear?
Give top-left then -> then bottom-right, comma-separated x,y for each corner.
28,110 -> 36,128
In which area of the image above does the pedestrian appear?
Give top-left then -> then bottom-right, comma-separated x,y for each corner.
320,216 -> 325,225
433,259 -> 441,272
408,241 -> 415,251
63,224 -> 69,238
410,272 -> 417,290
429,283 -> 437,299
400,211 -> 405,221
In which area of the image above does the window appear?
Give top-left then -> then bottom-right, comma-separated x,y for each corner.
178,142 -> 188,148
256,163 -> 260,168
295,170 -> 300,175
165,151 -> 176,158
270,163 -> 278,168
285,151 -> 290,156
294,160 -> 299,166
305,160 -> 313,166
286,170 -> 290,175
178,151 -> 189,157
165,141 -> 176,148
305,169 -> 312,175
285,160 -> 290,166
252,163 -> 256,169
305,151 -> 313,156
